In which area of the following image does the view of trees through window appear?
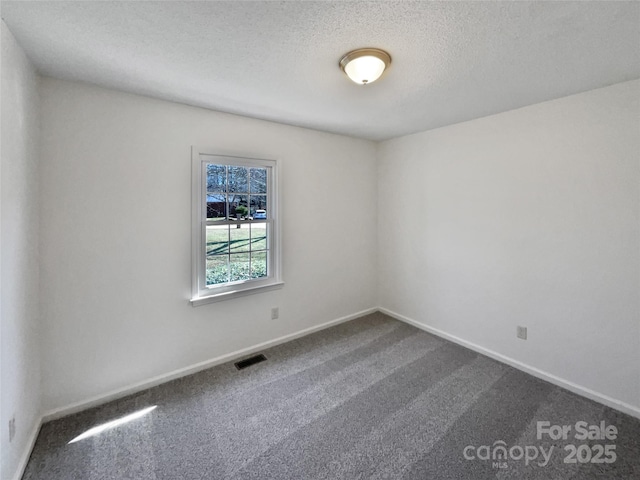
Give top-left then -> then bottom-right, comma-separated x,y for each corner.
204,164 -> 269,286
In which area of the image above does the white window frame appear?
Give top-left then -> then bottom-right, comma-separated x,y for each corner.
191,148 -> 283,305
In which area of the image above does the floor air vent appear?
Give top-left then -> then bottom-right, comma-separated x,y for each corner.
234,354 -> 267,370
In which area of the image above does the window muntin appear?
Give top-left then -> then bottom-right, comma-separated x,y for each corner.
192,150 -> 281,304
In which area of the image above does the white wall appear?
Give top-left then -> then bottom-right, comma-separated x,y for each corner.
0,22 -> 42,480
378,80 -> 640,413
38,78 -> 378,412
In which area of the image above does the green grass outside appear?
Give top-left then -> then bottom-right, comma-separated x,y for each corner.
205,224 -> 267,284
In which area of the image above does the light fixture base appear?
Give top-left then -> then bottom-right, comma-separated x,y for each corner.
339,48 -> 391,85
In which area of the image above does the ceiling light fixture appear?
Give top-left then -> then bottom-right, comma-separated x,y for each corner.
339,48 -> 391,85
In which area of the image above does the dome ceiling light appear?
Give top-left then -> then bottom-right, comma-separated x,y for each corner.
339,48 -> 391,85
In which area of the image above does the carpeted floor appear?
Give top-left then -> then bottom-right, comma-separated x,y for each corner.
23,313 -> 640,479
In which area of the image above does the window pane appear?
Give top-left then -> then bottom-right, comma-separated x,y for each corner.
206,164 -> 226,193
251,252 -> 268,278
230,223 -> 251,253
228,166 -> 248,193
229,253 -> 251,282
195,155 -> 277,300
250,168 -> 267,194
206,194 -> 227,221
229,194 -> 249,219
251,223 -> 267,251
249,195 -> 267,218
206,225 -> 229,255
206,255 -> 228,286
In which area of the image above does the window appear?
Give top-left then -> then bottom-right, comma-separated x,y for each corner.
191,149 -> 282,305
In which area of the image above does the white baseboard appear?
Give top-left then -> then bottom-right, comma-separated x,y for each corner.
379,307 -> 640,420
12,419 -> 41,480
42,307 -> 377,422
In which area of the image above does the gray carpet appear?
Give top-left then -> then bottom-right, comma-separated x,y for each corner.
23,313 -> 640,479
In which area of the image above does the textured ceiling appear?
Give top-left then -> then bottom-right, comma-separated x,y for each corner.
2,1 -> 639,141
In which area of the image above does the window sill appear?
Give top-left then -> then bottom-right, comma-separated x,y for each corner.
190,281 -> 284,306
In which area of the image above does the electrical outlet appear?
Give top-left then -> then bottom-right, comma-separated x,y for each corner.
517,326 -> 527,340
271,307 -> 279,320
9,416 -> 15,442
